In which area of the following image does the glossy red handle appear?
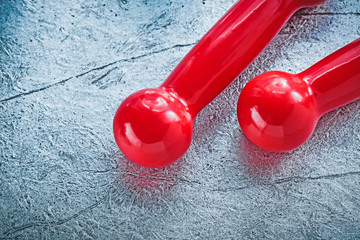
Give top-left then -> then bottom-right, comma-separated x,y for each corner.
301,39 -> 360,115
114,0 -> 326,168
163,0 -> 325,116
238,38 -> 360,152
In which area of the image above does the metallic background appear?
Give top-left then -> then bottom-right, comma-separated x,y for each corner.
1,0 -> 359,239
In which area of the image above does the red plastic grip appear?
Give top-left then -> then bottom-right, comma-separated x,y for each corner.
114,0 -> 326,168
238,38 -> 360,152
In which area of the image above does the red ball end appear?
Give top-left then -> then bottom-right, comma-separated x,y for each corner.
113,88 -> 193,168
237,71 -> 319,152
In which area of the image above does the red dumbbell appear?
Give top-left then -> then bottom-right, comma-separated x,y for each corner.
238,38 -> 360,152
113,0 -> 326,168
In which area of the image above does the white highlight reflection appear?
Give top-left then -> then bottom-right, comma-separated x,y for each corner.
250,106 -> 266,130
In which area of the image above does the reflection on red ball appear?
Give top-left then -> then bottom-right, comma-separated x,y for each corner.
237,71 -> 319,152
113,87 -> 193,168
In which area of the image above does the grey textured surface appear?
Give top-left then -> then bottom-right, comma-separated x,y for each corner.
1,0 -> 360,239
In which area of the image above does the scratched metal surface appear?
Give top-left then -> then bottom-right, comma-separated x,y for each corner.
0,0 -> 360,239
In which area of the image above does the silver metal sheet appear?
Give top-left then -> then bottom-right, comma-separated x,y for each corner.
1,0 -> 359,239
